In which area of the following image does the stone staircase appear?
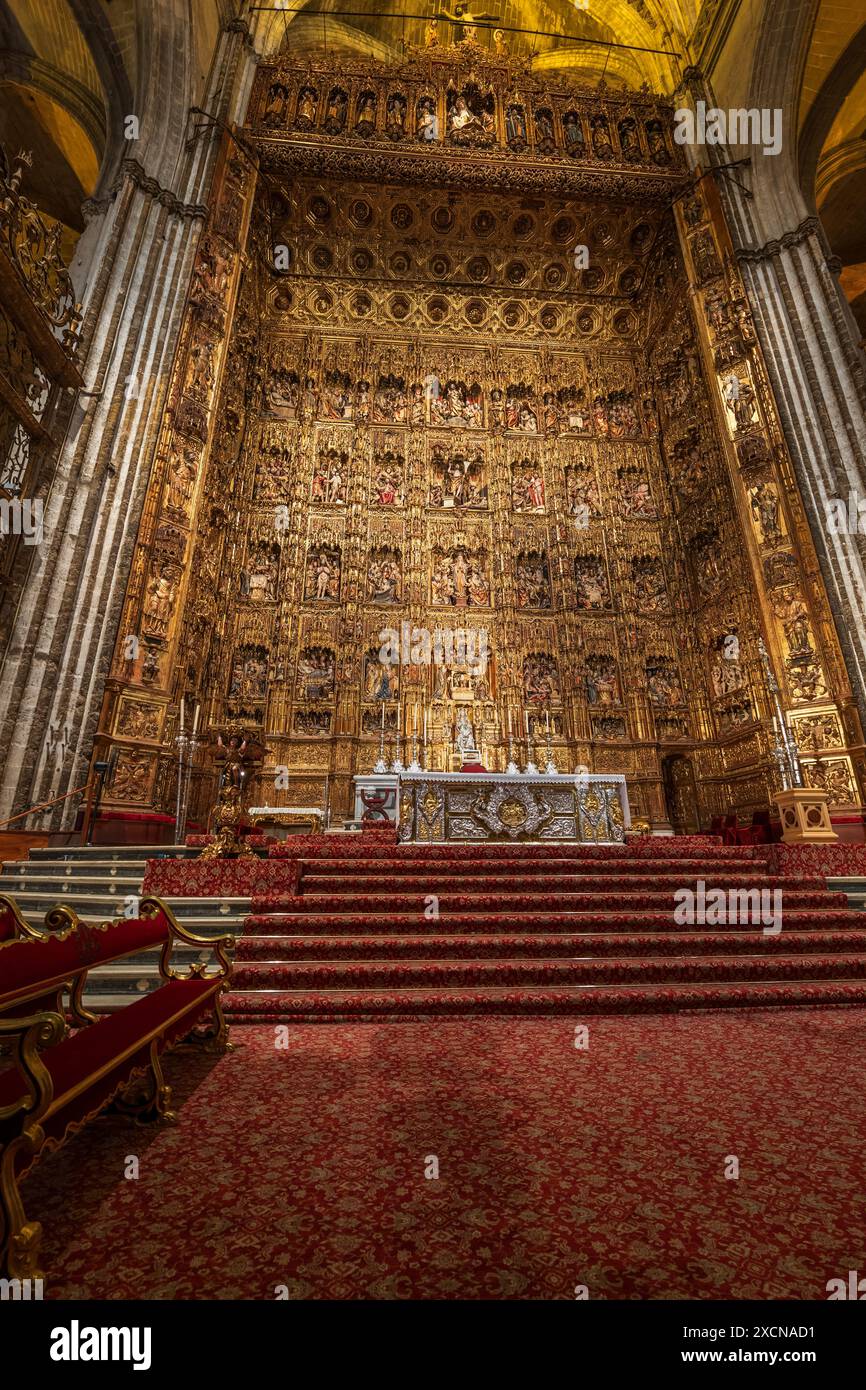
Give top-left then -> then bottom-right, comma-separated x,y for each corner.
0,845 -> 249,1010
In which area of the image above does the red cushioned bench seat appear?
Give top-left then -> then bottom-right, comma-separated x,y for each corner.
0,894 -> 234,1282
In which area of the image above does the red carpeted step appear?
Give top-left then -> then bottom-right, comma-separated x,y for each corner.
302,856 -> 772,878
223,978 -> 866,1020
234,928 -> 866,962
295,872 -> 824,895
280,884 -> 845,906
229,954 -> 866,992
241,907 -> 859,935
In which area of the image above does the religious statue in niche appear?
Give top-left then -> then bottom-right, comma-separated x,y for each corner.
505,383 -> 538,432
692,229 -> 722,284
722,373 -> 759,433
558,386 -> 592,433
294,711 -> 331,736
386,93 -> 408,139
266,366 -> 299,418
364,647 -> 400,701
631,554 -> 667,612
704,289 -> 731,343
304,545 -> 341,602
371,451 -> 404,506
432,547 -> 491,607
618,116 -> 641,161
511,461 -> 545,513
515,552 -> 552,609
506,104 -> 527,149
710,633 -> 745,697
321,370 -> 353,420
645,655 -> 684,706
355,90 -> 377,134
447,84 -> 495,142
193,238 -> 232,303
563,110 -> 585,156
409,383 -> 426,425
645,118 -> 671,165
367,548 -> 401,604
430,378 -> 484,428
263,82 -> 289,126
565,467 -> 602,523
533,393 -> 555,436
534,107 -> 555,152
165,445 -> 197,515
416,96 -> 439,141
229,645 -> 268,699
618,465 -> 657,518
242,540 -> 280,602
488,387 -> 505,431
574,554 -> 611,610
143,564 -> 178,640
295,87 -> 317,130
641,393 -> 659,435
689,528 -> 723,599
296,646 -> 336,702
772,588 -> 813,654
186,341 -> 215,401
584,653 -> 620,706
302,376 -> 319,420
523,652 -> 561,704
430,446 -> 487,509
749,480 -> 784,545
373,373 -> 407,424
324,87 -> 347,133
590,113 -> 613,159
355,379 -> 371,422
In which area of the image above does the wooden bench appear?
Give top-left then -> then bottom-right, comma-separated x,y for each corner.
0,894 -> 234,1280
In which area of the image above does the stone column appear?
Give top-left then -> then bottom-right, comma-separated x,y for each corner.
0,10 -> 261,828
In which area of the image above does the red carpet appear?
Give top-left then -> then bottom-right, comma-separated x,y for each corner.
218,838 -> 866,1020
24,1011 -> 866,1299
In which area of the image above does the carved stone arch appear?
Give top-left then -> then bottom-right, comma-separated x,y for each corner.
0,53 -> 107,160
799,22 -> 866,204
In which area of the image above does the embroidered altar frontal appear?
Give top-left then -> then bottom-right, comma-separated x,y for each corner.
398,772 -> 628,843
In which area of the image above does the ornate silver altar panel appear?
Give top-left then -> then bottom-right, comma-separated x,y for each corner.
398,772 -> 628,844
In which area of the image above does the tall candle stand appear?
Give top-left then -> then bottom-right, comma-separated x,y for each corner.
373,700 -> 388,773
174,729 -> 188,844
506,731 -> 520,776
758,637 -> 803,788
523,720 -> 539,775
390,729 -> 404,774
177,732 -> 199,843
544,725 -> 558,775
407,723 -> 422,772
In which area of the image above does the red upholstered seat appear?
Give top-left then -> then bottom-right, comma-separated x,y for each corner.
0,915 -> 169,1012
0,978 -> 218,1172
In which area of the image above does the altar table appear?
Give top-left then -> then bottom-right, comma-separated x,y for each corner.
395,771 -> 630,844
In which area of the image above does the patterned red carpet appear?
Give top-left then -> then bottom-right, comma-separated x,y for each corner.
27,1010 -> 866,1299
208,837 -> 866,1019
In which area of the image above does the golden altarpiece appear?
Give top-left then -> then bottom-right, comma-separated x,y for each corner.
94,39 -> 865,834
